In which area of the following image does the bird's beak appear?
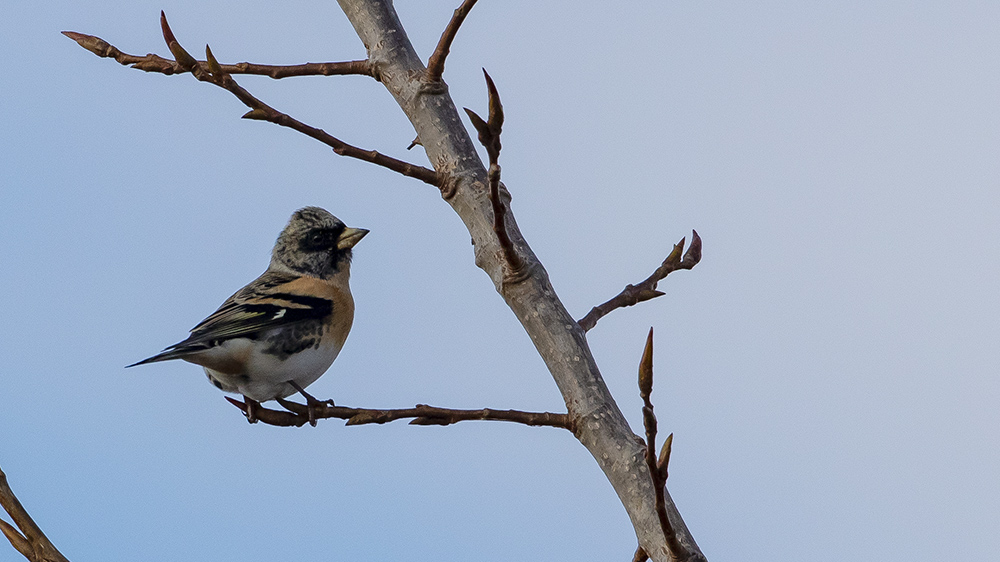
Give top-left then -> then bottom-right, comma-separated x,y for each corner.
337,227 -> 369,250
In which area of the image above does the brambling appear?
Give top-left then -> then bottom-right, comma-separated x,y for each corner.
128,207 -> 368,424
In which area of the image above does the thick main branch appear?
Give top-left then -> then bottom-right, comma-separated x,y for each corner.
335,2 -> 704,561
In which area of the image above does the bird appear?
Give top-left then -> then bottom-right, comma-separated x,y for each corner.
128,206 -> 368,425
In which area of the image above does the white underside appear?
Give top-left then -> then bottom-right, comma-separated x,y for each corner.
194,337 -> 344,401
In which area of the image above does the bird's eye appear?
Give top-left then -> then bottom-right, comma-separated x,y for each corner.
302,229 -> 338,251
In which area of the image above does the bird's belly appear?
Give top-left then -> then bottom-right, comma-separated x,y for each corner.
200,337 -> 343,401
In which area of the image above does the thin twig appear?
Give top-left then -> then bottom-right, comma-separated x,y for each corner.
638,329 -> 672,541
61,31 -> 372,78
637,329 -> 689,562
464,70 -> 523,273
426,0 -> 480,82
225,397 -> 575,431
62,17 -> 442,188
578,230 -> 702,332
632,546 -> 650,562
0,466 -> 70,562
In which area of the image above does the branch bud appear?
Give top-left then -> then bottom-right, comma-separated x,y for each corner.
241,109 -> 270,120
657,433 -> 673,482
62,31 -> 113,57
664,237 -> 685,268
635,289 -> 666,303
160,12 -> 197,71
680,229 -> 702,269
483,68 -> 504,136
638,327 -> 654,399
205,44 -> 223,77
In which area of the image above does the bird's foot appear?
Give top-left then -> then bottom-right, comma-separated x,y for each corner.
279,381 -> 332,427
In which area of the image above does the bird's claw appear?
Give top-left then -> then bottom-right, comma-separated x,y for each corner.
225,396 -> 261,423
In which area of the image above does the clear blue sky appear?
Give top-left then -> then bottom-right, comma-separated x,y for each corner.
2,1 -> 998,561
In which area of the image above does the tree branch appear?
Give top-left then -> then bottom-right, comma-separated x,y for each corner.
334,2 -> 706,560
224,397 -> 574,431
637,329 -> 690,561
0,467 -> 69,562
62,17 -> 442,188
578,230 -> 702,332
426,0 -> 479,82
61,31 -> 373,79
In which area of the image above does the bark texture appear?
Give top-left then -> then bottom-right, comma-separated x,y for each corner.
335,2 -> 704,560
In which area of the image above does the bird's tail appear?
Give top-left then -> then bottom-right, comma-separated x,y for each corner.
125,347 -> 193,368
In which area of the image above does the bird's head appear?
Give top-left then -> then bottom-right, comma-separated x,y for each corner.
270,206 -> 368,279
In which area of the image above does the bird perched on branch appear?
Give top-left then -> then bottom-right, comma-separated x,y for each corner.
128,207 -> 368,425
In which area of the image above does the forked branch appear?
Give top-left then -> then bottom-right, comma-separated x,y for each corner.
0,467 -> 69,562
578,231 -> 702,332
62,14 -> 442,187
225,397 -> 574,431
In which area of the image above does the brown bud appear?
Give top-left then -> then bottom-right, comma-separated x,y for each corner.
638,327 -> 654,398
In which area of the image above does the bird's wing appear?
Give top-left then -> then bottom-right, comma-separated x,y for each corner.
127,271 -> 333,366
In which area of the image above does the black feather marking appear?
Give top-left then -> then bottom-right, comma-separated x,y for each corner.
145,293 -> 334,358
